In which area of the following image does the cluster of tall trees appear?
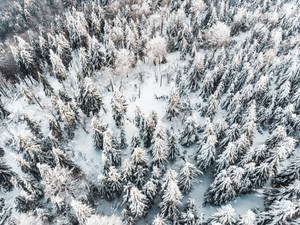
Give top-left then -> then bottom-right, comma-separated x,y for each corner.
0,0 -> 299,224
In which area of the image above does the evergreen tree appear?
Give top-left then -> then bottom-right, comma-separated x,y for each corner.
97,174 -> 111,200
237,210 -> 256,225
166,87 -> 181,121
88,36 -> 106,71
178,162 -> 201,194
251,163 -> 271,189
131,133 -> 141,150
143,179 -> 159,204
49,49 -> 67,82
180,116 -> 199,147
186,52 -> 205,92
152,214 -> 167,225
209,204 -> 236,225
132,147 -> 148,168
143,116 -> 156,148
195,134 -> 217,171
55,33 -> 72,67
122,160 -> 135,183
167,131 -> 180,161
263,179 -> 300,206
204,170 -> 236,206
0,102 -> 9,120
134,106 -> 144,129
179,198 -> 205,225
53,148 -> 81,176
215,142 -> 238,173
71,199 -> 93,225
0,161 -> 16,192
103,130 -> 121,167
119,127 -> 128,150
77,78 -> 104,117
134,165 -> 149,189
49,118 -> 63,141
272,157 -> 300,187
152,138 -> 168,168
91,115 -> 108,150
258,200 -> 299,225
59,102 -> 77,139
79,47 -> 90,77
111,90 -> 128,128
160,169 -> 183,222
127,186 -> 148,219
11,36 -> 38,81
106,166 -> 123,200
219,123 -> 240,149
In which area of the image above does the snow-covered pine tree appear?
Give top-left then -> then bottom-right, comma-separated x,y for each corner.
208,204 -> 236,225
160,169 -> 183,222
167,130 -> 180,161
59,102 -> 77,139
0,161 -> 16,192
180,116 -> 199,147
37,163 -> 88,203
265,125 -> 287,149
263,179 -> 300,206
237,210 -> 256,225
91,115 -> 108,150
257,200 -> 299,225
205,94 -> 219,118
251,163 -> 271,189
195,133 -> 217,171
0,101 -> 9,120
103,130 -> 121,167
106,166 -> 123,200
143,178 -> 159,204
215,142 -> 238,173
79,47 -> 91,77
53,148 -> 81,176
265,136 -> 295,173
134,164 -> 149,188
49,118 -> 63,141
166,87 -> 181,121
58,87 -> 72,103
134,106 -> 144,129
127,186 -> 148,219
119,127 -> 128,150
55,33 -> 72,67
131,133 -> 141,151
121,160 -> 135,183
204,169 -> 236,206
77,78 -> 104,117
22,114 -> 43,139
97,173 -> 111,200
152,214 -> 167,225
147,36 -> 167,65
143,116 -> 156,148
132,147 -> 148,169
88,36 -> 106,71
271,156 -> 300,187
152,138 -> 168,168
178,162 -> 201,194
179,198 -> 205,225
49,49 -> 67,82
111,89 -> 128,128
11,36 -> 38,81
71,199 -> 93,225
218,123 -> 240,149
186,52 -> 205,92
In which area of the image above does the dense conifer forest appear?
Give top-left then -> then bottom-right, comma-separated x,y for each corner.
0,0 -> 299,224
